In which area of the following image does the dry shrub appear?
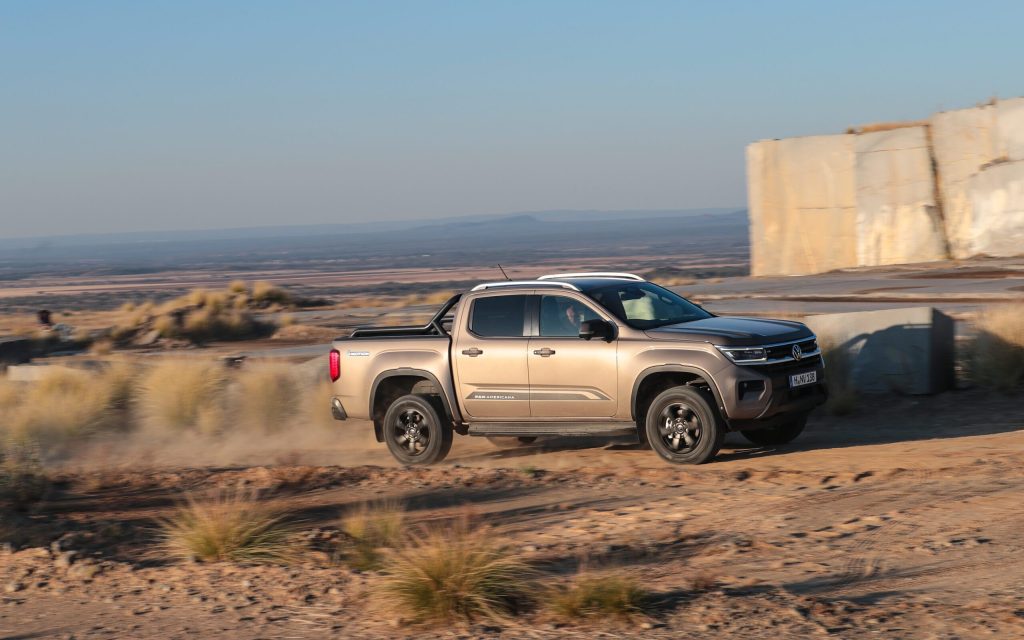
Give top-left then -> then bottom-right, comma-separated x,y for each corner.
159,491 -> 296,564
139,360 -> 227,434
252,280 -> 290,306
1,367 -> 131,447
233,365 -> 299,434
972,305 -> 1024,391
376,520 -> 533,622
549,573 -> 650,620
340,500 -> 405,570
822,343 -> 858,416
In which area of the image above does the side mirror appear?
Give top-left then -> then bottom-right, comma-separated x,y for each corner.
579,319 -> 615,342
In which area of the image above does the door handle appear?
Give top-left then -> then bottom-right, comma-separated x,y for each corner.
533,348 -> 556,357
461,348 -> 483,357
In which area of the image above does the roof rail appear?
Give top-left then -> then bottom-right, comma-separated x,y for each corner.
537,272 -> 645,282
471,281 -> 581,292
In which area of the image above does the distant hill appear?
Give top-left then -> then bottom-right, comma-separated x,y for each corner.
0,208 -> 742,250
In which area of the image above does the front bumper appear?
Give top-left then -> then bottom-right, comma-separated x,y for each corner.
331,397 -> 348,420
720,356 -> 827,429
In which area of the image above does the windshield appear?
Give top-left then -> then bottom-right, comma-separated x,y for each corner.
585,282 -> 712,329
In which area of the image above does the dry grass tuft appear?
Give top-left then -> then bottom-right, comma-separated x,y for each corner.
138,360 -> 227,434
971,304 -> 1024,391
159,491 -> 296,564
376,520 -> 533,622
340,500 -> 405,570
548,573 -> 650,620
0,365 -> 134,449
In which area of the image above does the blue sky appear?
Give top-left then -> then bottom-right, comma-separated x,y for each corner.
2,1 -> 1023,237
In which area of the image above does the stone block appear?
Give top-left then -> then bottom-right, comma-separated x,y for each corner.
930,105 -> 998,259
995,97 -> 1024,161
854,126 -> 948,266
805,307 -> 955,395
967,160 -> 1024,257
748,134 -> 857,276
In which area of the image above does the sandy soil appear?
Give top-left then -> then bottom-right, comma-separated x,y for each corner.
2,391 -> 1024,639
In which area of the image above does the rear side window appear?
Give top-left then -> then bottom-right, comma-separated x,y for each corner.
470,295 -> 527,337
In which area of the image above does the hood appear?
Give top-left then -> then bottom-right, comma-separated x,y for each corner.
645,316 -> 812,347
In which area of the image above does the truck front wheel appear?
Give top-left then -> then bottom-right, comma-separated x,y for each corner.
382,394 -> 453,466
645,386 -> 723,464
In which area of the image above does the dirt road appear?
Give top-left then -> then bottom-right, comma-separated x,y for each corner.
2,391 -> 1023,638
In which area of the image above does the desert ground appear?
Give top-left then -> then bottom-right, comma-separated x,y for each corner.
2,223 -> 1024,638
2,390 -> 1023,639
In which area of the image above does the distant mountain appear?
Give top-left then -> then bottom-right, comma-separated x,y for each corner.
0,208 -> 743,251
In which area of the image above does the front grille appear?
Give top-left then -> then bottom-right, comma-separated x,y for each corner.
764,338 -> 818,361
759,353 -> 822,374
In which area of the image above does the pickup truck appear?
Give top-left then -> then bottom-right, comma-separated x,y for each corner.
329,273 -> 827,465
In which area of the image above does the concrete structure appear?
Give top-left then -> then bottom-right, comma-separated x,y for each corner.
749,96 -> 1024,275
804,307 -> 955,395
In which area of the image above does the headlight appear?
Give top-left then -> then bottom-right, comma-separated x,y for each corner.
716,346 -> 767,363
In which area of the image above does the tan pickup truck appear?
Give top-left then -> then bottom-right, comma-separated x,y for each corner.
329,273 -> 826,465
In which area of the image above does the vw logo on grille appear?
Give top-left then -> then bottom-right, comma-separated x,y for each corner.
792,344 -> 803,361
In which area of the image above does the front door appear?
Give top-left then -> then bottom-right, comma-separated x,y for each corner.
452,293 -> 531,419
528,294 -> 618,418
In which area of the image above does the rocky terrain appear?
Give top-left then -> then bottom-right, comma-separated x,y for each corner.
2,391 -> 1023,638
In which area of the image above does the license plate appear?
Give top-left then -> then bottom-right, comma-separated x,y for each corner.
790,371 -> 817,387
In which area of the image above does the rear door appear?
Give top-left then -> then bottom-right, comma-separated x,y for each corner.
452,293 -> 531,419
527,294 -> 618,418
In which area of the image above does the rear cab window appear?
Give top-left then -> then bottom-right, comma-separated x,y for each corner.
469,295 -> 528,337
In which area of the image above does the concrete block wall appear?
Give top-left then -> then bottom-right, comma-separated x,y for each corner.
749,96 -> 1024,275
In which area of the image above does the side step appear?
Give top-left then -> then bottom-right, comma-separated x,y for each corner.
467,422 -> 636,437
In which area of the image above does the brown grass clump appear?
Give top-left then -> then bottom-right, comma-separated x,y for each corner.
138,360 -> 227,434
376,520 -> 533,622
0,366 -> 132,448
822,342 -> 858,415
548,573 -> 650,620
340,500 -> 405,570
159,491 -> 296,564
972,304 -> 1024,391
108,281 -> 296,346
232,365 -> 299,434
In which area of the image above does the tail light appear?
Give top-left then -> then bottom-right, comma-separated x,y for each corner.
329,349 -> 341,382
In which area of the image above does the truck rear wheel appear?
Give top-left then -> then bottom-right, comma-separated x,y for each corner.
740,415 -> 807,446
645,386 -> 723,464
382,394 -> 453,466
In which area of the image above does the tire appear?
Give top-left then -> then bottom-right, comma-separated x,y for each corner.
382,394 -> 453,466
486,436 -> 538,448
645,386 -> 723,465
740,415 -> 807,446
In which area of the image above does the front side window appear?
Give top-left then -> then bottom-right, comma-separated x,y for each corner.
586,282 -> 711,329
469,295 -> 527,337
539,295 -> 602,337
